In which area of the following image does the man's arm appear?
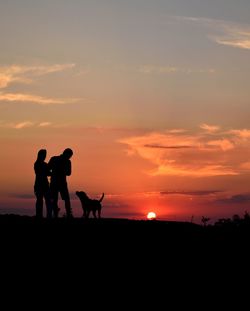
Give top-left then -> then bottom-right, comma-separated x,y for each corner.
45,163 -> 51,176
65,160 -> 71,176
47,157 -> 54,175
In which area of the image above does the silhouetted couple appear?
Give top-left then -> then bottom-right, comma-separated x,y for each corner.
34,148 -> 73,219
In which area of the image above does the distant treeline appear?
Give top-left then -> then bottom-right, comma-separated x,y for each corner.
203,211 -> 250,227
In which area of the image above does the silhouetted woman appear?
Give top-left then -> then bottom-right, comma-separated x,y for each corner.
34,149 -> 52,218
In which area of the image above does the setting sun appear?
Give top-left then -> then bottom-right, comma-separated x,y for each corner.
147,212 -> 157,220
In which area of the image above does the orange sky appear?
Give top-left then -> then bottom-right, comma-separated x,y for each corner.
1,1 -> 250,223
1,125 -> 250,223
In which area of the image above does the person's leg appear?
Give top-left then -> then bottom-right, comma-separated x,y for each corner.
44,190 -> 52,219
53,192 -> 59,218
65,198 -> 72,218
61,185 -> 73,218
35,192 -> 43,218
50,183 -> 59,218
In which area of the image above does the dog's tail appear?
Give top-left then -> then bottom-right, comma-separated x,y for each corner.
99,193 -> 104,202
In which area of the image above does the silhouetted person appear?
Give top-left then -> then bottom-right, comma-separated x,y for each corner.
34,149 -> 52,218
48,148 -> 73,218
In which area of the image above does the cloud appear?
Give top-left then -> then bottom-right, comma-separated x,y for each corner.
168,129 -> 188,134
9,193 -> 34,199
206,139 -> 235,151
160,190 -> 222,196
0,63 -> 82,106
14,121 -> 34,129
138,65 -> 215,75
151,164 -> 236,177
10,192 -> 75,199
200,123 -> 220,133
212,24 -> 250,50
217,194 -> 250,204
0,63 -> 75,89
0,92 -> 80,105
144,144 -> 194,149
175,16 -> 250,50
139,65 -> 178,74
38,122 -> 52,127
119,125 -> 250,177
0,120 -> 59,129
229,129 -> 250,139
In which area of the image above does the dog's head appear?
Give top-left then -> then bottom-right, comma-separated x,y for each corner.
75,191 -> 88,201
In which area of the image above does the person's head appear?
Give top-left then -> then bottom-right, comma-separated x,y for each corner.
37,149 -> 47,161
62,148 -> 73,160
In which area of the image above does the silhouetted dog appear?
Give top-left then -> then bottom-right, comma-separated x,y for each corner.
76,191 -> 104,218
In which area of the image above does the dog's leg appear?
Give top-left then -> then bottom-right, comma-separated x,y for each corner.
98,208 -> 101,219
93,210 -> 97,218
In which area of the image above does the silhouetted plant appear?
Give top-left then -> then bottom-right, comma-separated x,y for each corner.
215,218 -> 232,226
244,211 -> 250,223
232,214 -> 241,225
190,215 -> 194,223
214,212 -> 250,227
201,216 -> 210,227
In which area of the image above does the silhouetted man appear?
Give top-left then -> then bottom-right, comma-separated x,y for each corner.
48,148 -> 73,218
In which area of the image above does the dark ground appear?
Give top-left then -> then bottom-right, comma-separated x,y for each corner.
1,214 -> 249,303
1,214 -> 250,254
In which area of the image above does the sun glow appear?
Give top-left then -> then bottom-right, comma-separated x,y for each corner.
147,212 -> 157,220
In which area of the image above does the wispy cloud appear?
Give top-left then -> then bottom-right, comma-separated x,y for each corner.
38,122 -> 52,127
14,121 -> 34,129
175,16 -> 250,50
119,125 -> 250,177
213,25 -> 250,50
151,164 -> 236,177
139,65 -> 215,75
0,63 -> 75,89
0,120 -> 60,129
205,139 -> 235,151
0,63 -> 82,105
200,123 -> 220,133
144,144 -> 194,149
168,129 -> 188,134
9,193 -> 34,199
139,65 -> 178,74
0,92 -> 80,105
229,129 -> 250,139
217,194 -> 250,204
160,190 -> 222,196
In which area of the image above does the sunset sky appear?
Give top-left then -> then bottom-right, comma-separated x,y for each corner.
1,0 -> 250,223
